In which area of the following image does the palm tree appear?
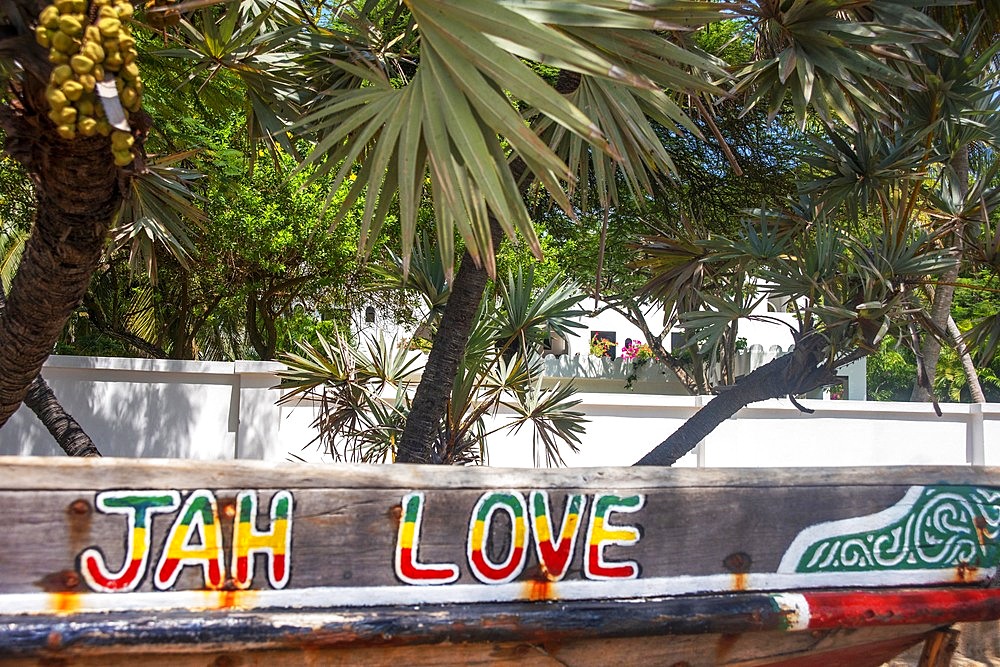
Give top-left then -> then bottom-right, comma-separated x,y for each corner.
905,8 -> 1000,402
279,249 -> 588,467
636,4 -> 1000,465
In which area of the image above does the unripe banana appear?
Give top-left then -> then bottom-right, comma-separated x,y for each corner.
70,54 -> 94,75
104,51 -> 123,70
71,0 -> 86,12
61,79 -> 84,101
122,62 -> 139,81
58,15 -> 83,36
77,98 -> 94,116
78,117 -> 98,136
113,150 -> 133,167
48,51 -> 69,64
98,5 -> 117,18
51,64 -> 73,84
116,2 -> 133,19
56,124 -> 76,140
92,64 -> 105,80
39,5 -> 60,28
78,73 -> 96,91
54,0 -> 75,13
120,87 -> 137,109
50,30 -> 77,53
35,27 -> 51,47
48,106 -> 76,124
85,25 -> 101,42
83,41 -> 104,63
98,17 -> 121,36
111,130 -> 133,149
46,87 -> 68,108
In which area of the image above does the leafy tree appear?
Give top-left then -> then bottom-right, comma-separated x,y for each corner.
636,3 -> 1000,465
909,3 -> 1000,401
67,144 -> 379,361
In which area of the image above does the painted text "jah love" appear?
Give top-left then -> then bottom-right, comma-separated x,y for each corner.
395,491 -> 645,585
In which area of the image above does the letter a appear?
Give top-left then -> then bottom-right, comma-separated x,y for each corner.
154,489 -> 226,590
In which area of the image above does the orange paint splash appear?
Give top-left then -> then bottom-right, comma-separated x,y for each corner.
210,589 -> 258,610
48,592 -> 81,615
523,579 -> 557,602
954,562 -> 978,583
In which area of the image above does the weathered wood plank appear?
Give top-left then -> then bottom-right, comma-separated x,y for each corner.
2,456 -> 1000,490
0,456 -> 998,665
0,485 -> 916,593
0,629 -> 936,667
0,616 -> 938,666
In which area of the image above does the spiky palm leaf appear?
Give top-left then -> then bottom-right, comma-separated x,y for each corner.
0,227 -> 27,295
114,151 -> 205,280
293,0 -> 736,277
733,0 -> 948,129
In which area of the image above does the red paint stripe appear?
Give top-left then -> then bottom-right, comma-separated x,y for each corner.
236,556 -> 249,583
471,547 -> 524,581
157,557 -> 179,585
803,589 -> 1000,629
272,554 -> 286,582
206,559 -> 223,588
398,548 -> 455,582
586,544 -> 636,579
537,538 -> 571,579
82,556 -> 144,591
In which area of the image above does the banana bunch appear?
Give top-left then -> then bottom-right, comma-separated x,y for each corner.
36,0 -> 141,166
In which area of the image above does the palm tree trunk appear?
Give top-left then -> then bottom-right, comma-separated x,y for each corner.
396,70 -> 582,464
635,342 -> 839,466
23,374 -> 101,457
396,219 -> 504,463
0,91 -> 122,427
0,285 -> 101,456
912,146 -> 977,401
948,315 -> 986,403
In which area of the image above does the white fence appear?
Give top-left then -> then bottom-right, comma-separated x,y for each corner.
3,355 -> 998,467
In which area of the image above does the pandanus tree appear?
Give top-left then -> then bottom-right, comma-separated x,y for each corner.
636,6 -> 1000,465
278,242 -> 589,467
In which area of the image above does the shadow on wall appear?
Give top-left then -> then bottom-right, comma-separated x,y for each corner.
0,356 -> 226,459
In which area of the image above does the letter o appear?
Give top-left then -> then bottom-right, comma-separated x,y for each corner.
467,491 -> 528,584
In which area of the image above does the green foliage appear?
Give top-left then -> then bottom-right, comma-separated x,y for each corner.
61,100 -> 386,360
280,238 -> 588,466
866,337 -> 916,401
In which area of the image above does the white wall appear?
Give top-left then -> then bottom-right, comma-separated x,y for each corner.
3,355 -> 997,468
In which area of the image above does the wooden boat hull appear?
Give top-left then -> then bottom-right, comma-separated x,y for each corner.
0,458 -> 997,665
